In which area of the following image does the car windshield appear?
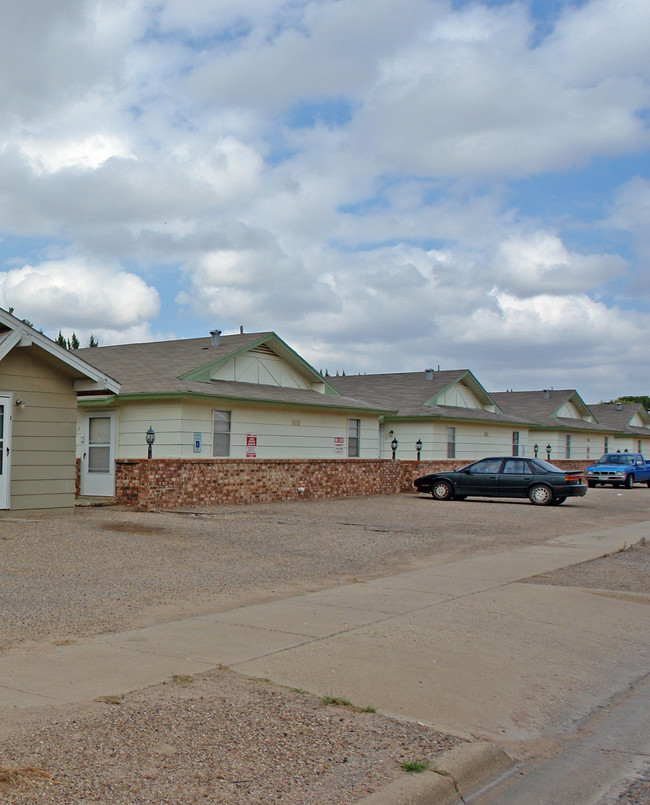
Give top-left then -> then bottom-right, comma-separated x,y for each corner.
528,458 -> 563,473
596,454 -> 634,465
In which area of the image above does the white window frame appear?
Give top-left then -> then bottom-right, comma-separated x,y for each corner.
348,418 -> 360,457
447,426 -> 456,459
512,431 -> 519,457
212,410 -> 231,457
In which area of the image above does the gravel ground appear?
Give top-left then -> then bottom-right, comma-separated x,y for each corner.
0,669 -> 461,804
1,489 -> 649,803
2,488 -> 649,652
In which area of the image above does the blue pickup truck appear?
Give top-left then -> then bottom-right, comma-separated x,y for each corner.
584,453 -> 650,488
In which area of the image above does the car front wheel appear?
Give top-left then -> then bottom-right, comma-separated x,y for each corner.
528,484 -> 553,506
625,474 -> 634,488
432,481 -> 453,501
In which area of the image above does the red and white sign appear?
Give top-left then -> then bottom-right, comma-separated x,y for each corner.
334,436 -> 345,455
246,434 -> 257,457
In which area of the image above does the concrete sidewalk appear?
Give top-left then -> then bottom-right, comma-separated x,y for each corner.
1,521 -> 649,753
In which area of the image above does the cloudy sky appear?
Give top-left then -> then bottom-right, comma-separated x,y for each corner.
1,0 -> 648,402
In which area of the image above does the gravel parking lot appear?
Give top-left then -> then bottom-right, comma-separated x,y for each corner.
1,487 -> 649,803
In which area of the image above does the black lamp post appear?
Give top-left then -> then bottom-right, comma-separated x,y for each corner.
534,443 -> 539,458
546,443 -> 551,461
146,426 -> 156,459
416,438 -> 422,461
391,437 -> 398,460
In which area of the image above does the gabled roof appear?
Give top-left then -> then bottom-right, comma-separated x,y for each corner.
0,308 -> 120,394
74,332 -> 389,413
330,370 -> 528,425
489,389 -> 604,431
588,403 -> 650,436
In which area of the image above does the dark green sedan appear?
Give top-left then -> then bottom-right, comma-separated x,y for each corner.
414,457 -> 587,506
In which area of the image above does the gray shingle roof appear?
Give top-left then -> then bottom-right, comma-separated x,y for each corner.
588,403 -> 650,437
74,333 -> 387,413
330,372 -> 532,425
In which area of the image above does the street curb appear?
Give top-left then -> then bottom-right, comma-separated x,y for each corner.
357,741 -> 514,805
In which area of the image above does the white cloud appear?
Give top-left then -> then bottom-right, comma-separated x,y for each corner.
0,258 -> 160,332
493,233 -> 628,296
0,0 -> 647,403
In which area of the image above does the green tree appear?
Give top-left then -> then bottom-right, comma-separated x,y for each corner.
611,395 -> 650,411
88,333 -> 99,348
55,331 -> 68,348
70,333 -> 80,350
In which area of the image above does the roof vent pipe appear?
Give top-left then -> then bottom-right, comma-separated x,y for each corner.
425,368 -> 434,381
210,329 -> 222,347
543,389 -> 550,399
239,325 -> 244,334
616,402 -> 622,410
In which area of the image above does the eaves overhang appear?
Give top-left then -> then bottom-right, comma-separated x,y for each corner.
0,309 -> 120,394
77,390 -> 393,415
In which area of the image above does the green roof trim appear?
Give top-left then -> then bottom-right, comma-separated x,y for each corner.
423,370 -> 504,413
78,390 -> 393,415
178,332 -> 341,396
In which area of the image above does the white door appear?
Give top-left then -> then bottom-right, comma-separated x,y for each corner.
0,395 -> 12,508
81,412 -> 116,497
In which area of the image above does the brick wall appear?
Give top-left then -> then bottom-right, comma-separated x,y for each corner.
109,457 -> 591,510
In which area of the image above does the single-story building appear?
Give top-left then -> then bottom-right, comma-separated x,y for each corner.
329,370 -> 533,461
0,308 -> 119,513
73,327 -> 650,501
73,330 -> 389,497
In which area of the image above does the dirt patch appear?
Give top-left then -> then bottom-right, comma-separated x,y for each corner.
522,539 -> 650,595
100,522 -> 167,535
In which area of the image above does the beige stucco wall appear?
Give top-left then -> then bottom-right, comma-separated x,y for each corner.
523,431 -> 646,461
381,419 -> 531,461
0,348 -> 77,512
77,398 -> 381,460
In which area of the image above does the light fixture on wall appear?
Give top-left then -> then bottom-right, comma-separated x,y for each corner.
416,438 -> 422,461
391,437 -> 398,460
534,443 -> 539,457
146,426 -> 156,459
15,399 -> 25,409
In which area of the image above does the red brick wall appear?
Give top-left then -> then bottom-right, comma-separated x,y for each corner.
82,457 -> 591,510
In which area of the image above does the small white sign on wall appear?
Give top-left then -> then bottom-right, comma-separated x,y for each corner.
334,436 -> 345,455
246,434 -> 257,457
194,432 -> 202,453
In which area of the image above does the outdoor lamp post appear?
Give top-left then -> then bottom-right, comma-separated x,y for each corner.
146,426 -> 156,459
534,443 -> 539,458
546,443 -> 551,461
416,438 -> 422,461
391,437 -> 398,460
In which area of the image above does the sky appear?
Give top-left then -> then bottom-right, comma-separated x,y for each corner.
0,0 -> 649,403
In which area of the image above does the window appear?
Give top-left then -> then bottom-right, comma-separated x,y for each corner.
212,410 -> 231,457
348,418 -> 360,457
502,459 -> 530,474
604,436 -> 609,453
447,427 -> 456,459
470,458 -> 503,473
512,431 -> 519,457
638,440 -> 642,454
565,434 -> 571,459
